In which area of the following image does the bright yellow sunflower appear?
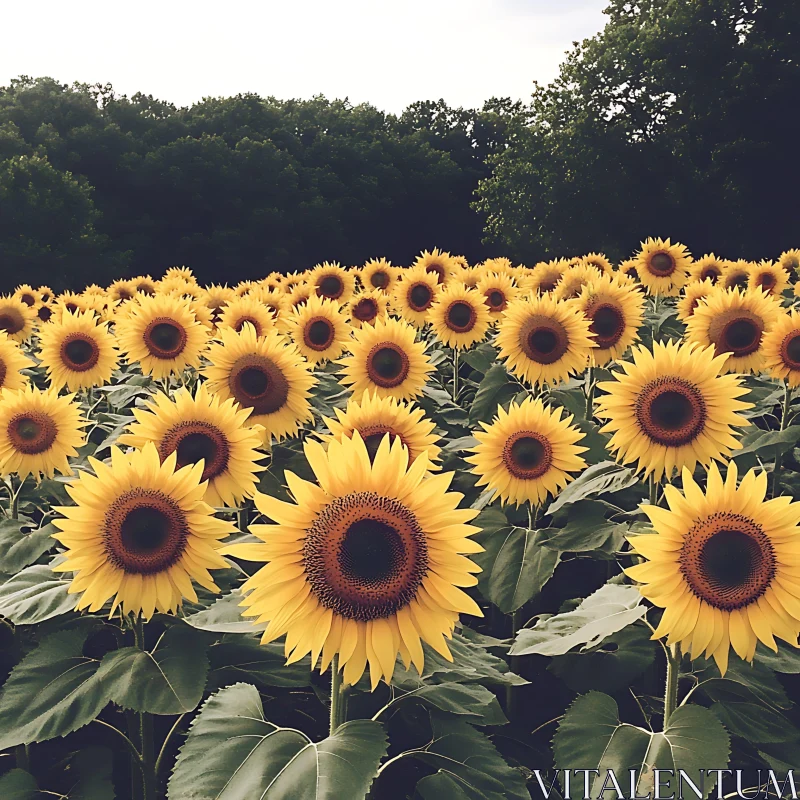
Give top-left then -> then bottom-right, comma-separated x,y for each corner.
252,287 -> 287,323
285,294 -> 351,366
115,294 -> 208,379
131,276 -> 157,296
322,389 -> 441,468
0,386 -> 86,480
0,295 -> 36,343
56,291 -> 86,316
346,289 -> 389,328
456,264 -> 483,289
467,397 -> 587,508
286,282 -> 314,313
202,323 -> 316,444
37,286 -> 54,304
360,259 -> 397,293
13,284 -> 39,308
107,278 -> 138,304
198,284 -> 235,326
0,332 -> 33,392
52,443 -> 233,619
617,259 -> 643,286
677,279 -> 715,322
481,257 -> 516,280
37,309 -> 119,392
635,237 -> 692,296
552,263 -> 604,302
778,249 -> 800,280
568,274 -> 644,366
222,432 -> 483,689
524,260 -> 568,295
164,265 -> 197,284
475,272 -> 519,318
428,284 -> 491,350
688,254 -> 725,285
748,260 -> 789,298
496,294 -> 595,387
36,303 -> 54,325
118,383 -> 265,508
762,310 -> 800,387
338,316 -> 433,401
627,461 -> 800,675
413,248 -> 457,285
216,295 -> 275,338
595,340 -> 751,481
685,286 -> 781,374
391,266 -> 441,328
581,252 -> 613,274
309,262 -> 356,304
721,259 -> 752,291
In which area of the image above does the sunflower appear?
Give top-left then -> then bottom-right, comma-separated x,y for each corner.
413,248 -> 456,285
217,295 -> 275,338
160,276 -> 201,298
286,283 -> 314,313
361,259 -> 397,293
281,272 -> 305,292
222,432 -> 483,689
685,286 -> 780,374
286,294 -> 351,366
346,289 -> 389,328
131,276 -> 157,296
467,397 -> 587,508
748,260 -> 789,298
13,284 -> 39,308
322,390 -> 441,467
595,340 -> 751,481
496,294 -> 594,387
309,262 -> 356,304
617,259 -> 642,285
391,266 -> 441,328
552,263 -> 604,302
626,461 -> 800,674
0,295 -> 36,343
338,316 -> 433,401
234,281 -> 257,298
688,254 -> 725,285
37,286 -> 54,304
0,386 -> 86,480
115,294 -> 208,380
52,443 -> 233,619
0,332 -> 34,392
428,284 -> 491,350
568,274 -> 644,366
202,323 -> 316,444
456,264 -> 483,288
677,279 -> 715,322
721,259 -> 752,291
582,252 -> 613,274
254,288 -> 287,322
36,304 -> 54,325
118,384 -> 265,508
164,265 -> 197,284
37,309 -> 119,392
475,272 -> 519,317
198,284 -> 235,325
56,291 -> 85,315
761,310 -> 800,387
107,279 -> 138,304
260,272 -> 284,293
481,257 -> 515,280
635,237 -> 691,296
524,260 -> 567,294
778,249 -> 800,281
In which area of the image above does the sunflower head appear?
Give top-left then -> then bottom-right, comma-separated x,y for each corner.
476,271 -> 519,317
360,259 -> 397,293
626,461 -> 800,675
222,431 -> 483,689
0,332 -> 33,393
762,309 -> 800,387
689,254 -> 725,285
525,260 -> 568,294
581,252 -> 613,274
778,249 -> 800,280
13,284 -> 39,308
428,283 -> 491,350
721,259 -> 752,291
0,295 -> 36,343
595,340 -> 752,480
108,278 -> 138,304
346,289 -> 389,328
285,293 -> 351,366
635,237 -> 691,296
677,279 -> 715,322
391,266 -> 441,328
748,260 -> 789,297
217,294 -> 275,338
552,263 -> 604,302
309,262 -> 356,304
412,248 -> 456,285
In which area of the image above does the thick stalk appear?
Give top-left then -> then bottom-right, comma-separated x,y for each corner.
648,475 -> 659,507
134,616 -> 156,800
329,655 -> 345,735
452,348 -> 460,402
15,744 -> 29,772
663,643 -> 681,727
585,366 -> 595,421
773,382 -> 793,498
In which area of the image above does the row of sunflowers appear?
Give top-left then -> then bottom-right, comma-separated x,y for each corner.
0,240 -> 799,799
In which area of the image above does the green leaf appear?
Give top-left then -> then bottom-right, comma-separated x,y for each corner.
168,683 -> 387,800
469,364 -> 518,423
0,520 -> 57,574
510,583 -> 645,657
183,589 -> 265,633
733,426 -> 800,469
0,620 -> 106,748
711,702 -> 800,744
757,642 -> 800,673
0,769 -> 38,800
207,635 -> 311,690
461,342 -> 497,375
0,563 -> 75,624
474,524 -> 560,613
554,692 -> 730,799
412,714 -> 530,800
67,746 -> 115,800
691,654 -> 791,709
535,500 -> 624,553
546,461 -> 638,514
387,682 -> 508,726
97,623 -> 209,714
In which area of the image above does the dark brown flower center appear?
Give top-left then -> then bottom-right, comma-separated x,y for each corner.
303,317 -> 335,351
158,421 -> 231,482
725,271 -> 749,290
587,302 -> 625,349
445,300 -> 477,333
519,315 -> 569,364
352,298 -> 379,323
780,331 -> 800,369
38,306 -> 52,323
143,318 -> 187,359
700,266 -> 721,283
7,412 -> 58,455
103,489 -> 189,575
679,513 -> 776,610
136,282 -> 155,296
234,316 -> 263,335
426,263 -> 446,284
539,278 -> 558,293
65,303 -> 79,313
60,333 -> 100,372
0,308 -> 25,335
228,353 -> 289,415
635,378 -> 707,446
359,425 -> 410,463
648,252 -> 676,276
486,290 -> 506,311
708,310 -> 764,358
0,359 -> 6,388
20,293 -> 36,307
303,492 -> 428,621
370,271 -> 389,289
317,274 -> 344,300
502,431 -> 553,479
408,283 -> 433,312
366,343 -> 410,388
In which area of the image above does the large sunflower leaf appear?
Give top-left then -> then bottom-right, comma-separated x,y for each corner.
534,500 -> 624,553
554,692 -> 730,799
546,461 -> 638,514
207,635 -> 311,690
0,519 -> 57,574
0,563 -> 75,624
380,682 -> 508,726
0,619 -> 107,748
732,426 -> 800,470
469,364 -> 519,423
0,769 -> 38,800
97,623 -> 209,714
66,746 -> 115,800
183,589 -> 266,633
168,683 -> 387,800
510,583 -> 645,657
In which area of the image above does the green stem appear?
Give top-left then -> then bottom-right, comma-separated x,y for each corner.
663,643 -> 681,728
133,616 -> 156,800
92,720 -> 143,772
329,655 -> 345,735
505,608 -> 523,721
452,348 -> 460,402
237,502 -> 250,534
8,475 -> 24,519
773,381 -> 792,498
15,744 -> 29,772
585,366 -> 595,421
648,475 -> 659,507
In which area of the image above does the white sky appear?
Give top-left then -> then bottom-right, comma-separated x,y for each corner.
1,0 -> 609,113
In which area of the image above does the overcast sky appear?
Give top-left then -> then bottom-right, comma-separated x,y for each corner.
1,0 -> 609,113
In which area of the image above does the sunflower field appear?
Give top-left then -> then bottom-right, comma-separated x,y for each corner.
1,242 -> 800,800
